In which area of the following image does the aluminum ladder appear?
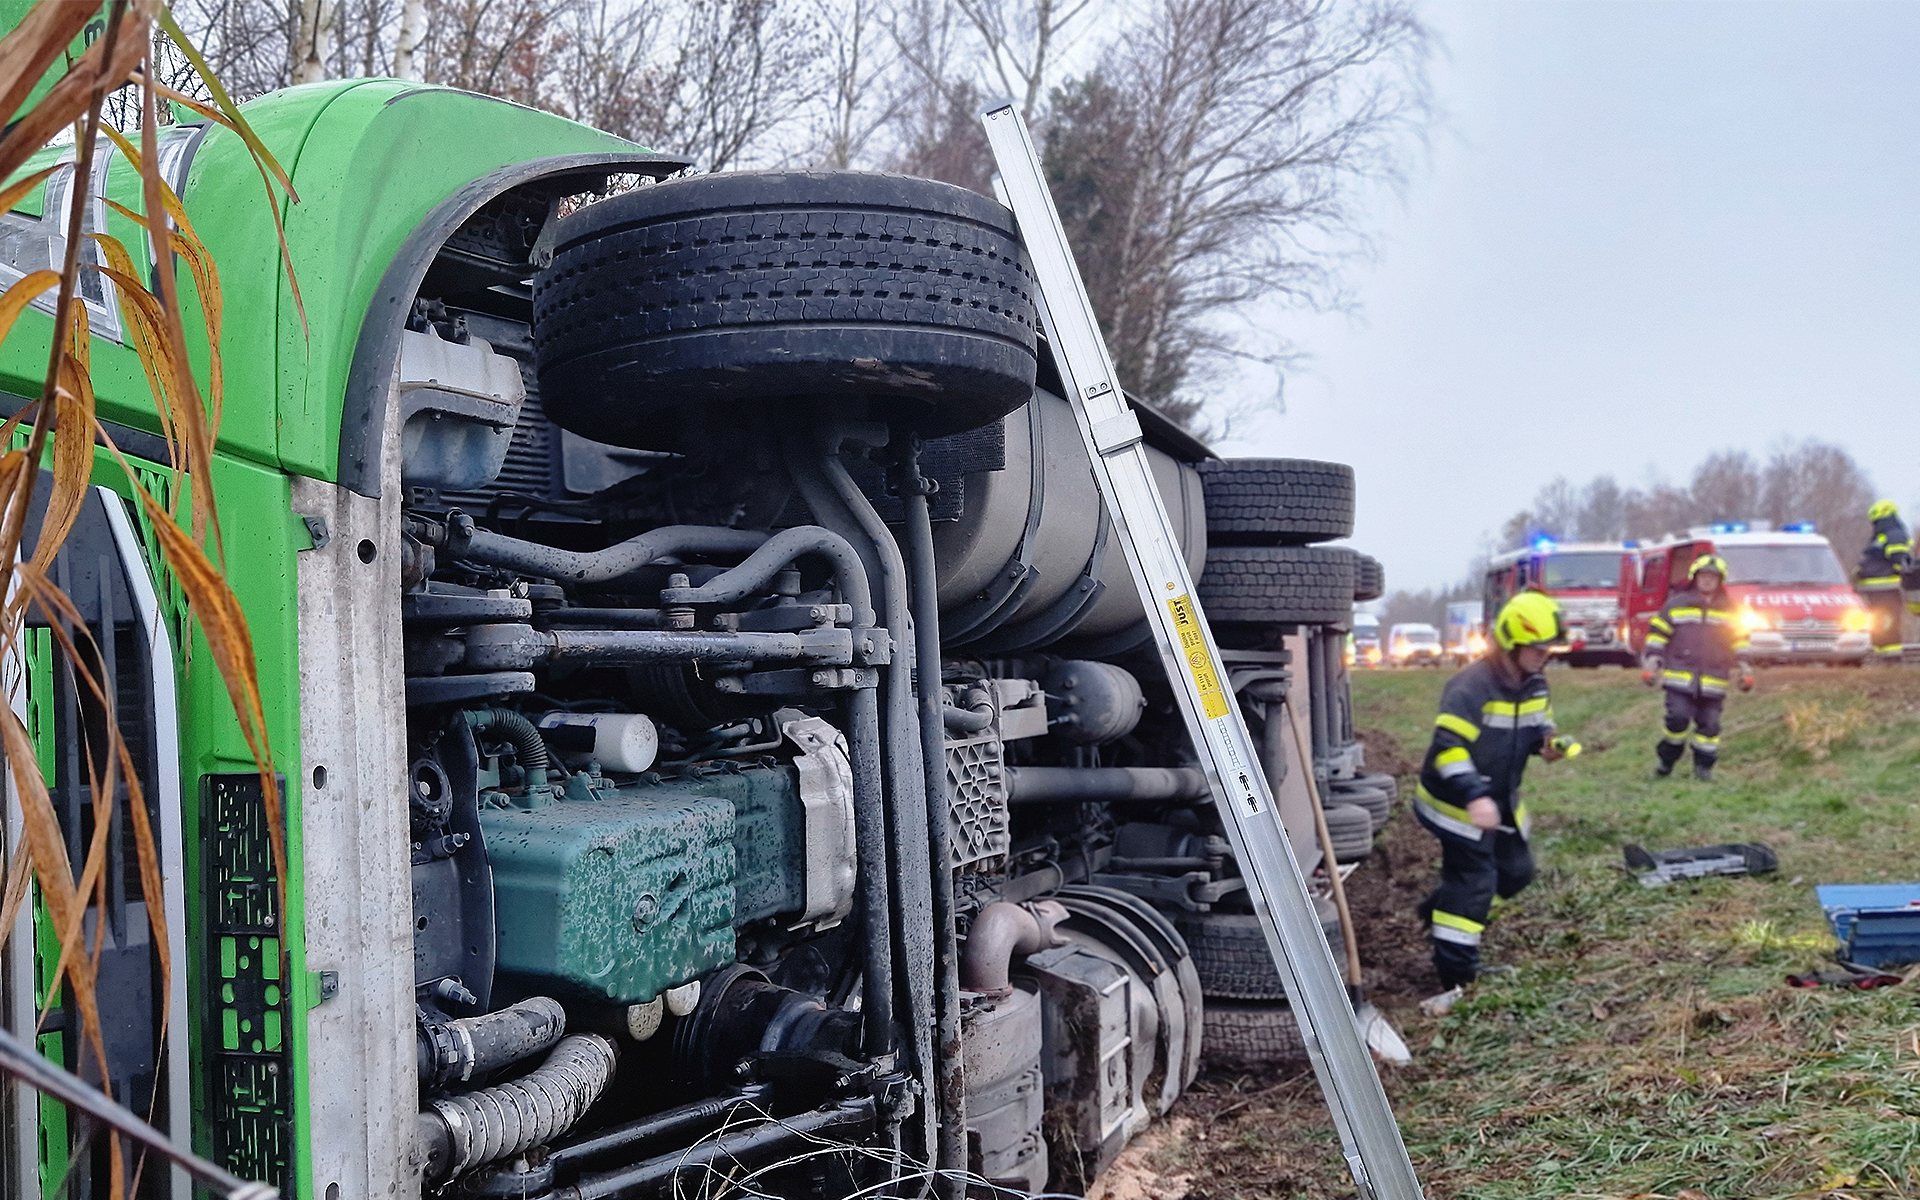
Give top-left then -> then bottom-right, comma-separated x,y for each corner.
980,101 -> 1426,1200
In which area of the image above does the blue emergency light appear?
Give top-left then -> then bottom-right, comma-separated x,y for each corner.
1782,521 -> 1817,533
1709,522 -> 1748,534
1532,536 -> 1557,553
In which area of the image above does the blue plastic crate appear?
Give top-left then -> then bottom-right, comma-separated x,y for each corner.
1817,884 -> 1920,967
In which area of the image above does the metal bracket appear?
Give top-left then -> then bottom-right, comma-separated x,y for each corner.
299,513 -> 330,552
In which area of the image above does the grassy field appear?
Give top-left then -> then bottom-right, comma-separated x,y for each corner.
1110,665 -> 1920,1200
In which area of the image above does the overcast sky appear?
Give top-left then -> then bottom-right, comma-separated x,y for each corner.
1211,0 -> 1920,593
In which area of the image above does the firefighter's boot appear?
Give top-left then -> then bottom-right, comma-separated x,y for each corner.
1655,734 -> 1685,778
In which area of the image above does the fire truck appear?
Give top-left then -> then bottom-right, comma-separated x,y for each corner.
1622,524 -> 1874,665
1483,540 -> 1634,666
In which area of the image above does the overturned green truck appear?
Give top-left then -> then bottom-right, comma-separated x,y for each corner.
0,77 -> 1393,1200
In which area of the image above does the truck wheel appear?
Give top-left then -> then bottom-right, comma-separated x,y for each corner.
1197,546 -> 1355,626
1353,553 -> 1385,602
1197,458 -> 1355,545
1327,783 -> 1392,833
1324,802 -> 1374,862
1201,1001 -> 1307,1070
533,171 -> 1039,449
1174,905 -> 1341,1001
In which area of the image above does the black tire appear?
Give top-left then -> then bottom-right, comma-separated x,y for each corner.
1201,1001 -> 1306,1070
1327,783 -> 1392,833
1175,906 -> 1340,1001
533,171 -> 1039,450
1197,459 -> 1355,545
1324,802 -> 1373,862
1345,771 -> 1398,799
1198,546 -> 1355,626
1353,553 -> 1385,602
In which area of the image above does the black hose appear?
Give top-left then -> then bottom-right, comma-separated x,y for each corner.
657,525 -> 877,629
815,442 -> 938,1182
465,707 -> 551,783
896,445 -> 968,1199
443,513 -> 768,585
778,441 -> 897,1064
552,1097 -> 877,1200
548,1086 -> 772,1175
417,1034 -> 620,1185
417,995 -> 566,1088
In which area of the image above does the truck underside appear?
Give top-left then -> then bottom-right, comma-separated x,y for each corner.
3,122 -> 1391,1200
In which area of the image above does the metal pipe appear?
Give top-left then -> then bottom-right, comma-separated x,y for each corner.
1003,765 -> 1212,803
548,1086 -> 772,1174
539,608 -> 664,627
460,624 -> 852,671
553,1097 -> 877,1200
958,900 -> 1067,998
847,683 -> 896,1057
658,525 -> 876,629
780,439 -> 899,1073
443,513 -> 767,584
940,686 -> 994,733
897,447 -> 969,1196
816,442 -> 938,1183
0,1026 -> 277,1200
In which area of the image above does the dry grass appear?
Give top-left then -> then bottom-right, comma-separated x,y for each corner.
1785,699 -> 1875,761
1127,668 -> 1920,1200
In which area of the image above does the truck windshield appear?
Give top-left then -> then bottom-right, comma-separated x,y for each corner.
1541,552 -> 1619,590
1719,544 -> 1849,586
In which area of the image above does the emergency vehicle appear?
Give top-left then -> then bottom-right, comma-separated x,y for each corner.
1484,540 -> 1634,666
1623,524 -> 1873,665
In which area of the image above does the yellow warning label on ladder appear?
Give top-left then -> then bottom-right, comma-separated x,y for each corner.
1166,594 -> 1230,719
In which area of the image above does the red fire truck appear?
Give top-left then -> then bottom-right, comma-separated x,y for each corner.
1484,540 -> 1635,666
1621,524 -> 1874,665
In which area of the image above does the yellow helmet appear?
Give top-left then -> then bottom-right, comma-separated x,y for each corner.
1870,499 -> 1899,522
1688,552 -> 1728,583
1492,591 -> 1564,651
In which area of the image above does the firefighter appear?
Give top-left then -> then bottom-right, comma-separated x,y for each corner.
1642,553 -> 1752,780
1414,591 -> 1571,1015
1855,499 -> 1912,663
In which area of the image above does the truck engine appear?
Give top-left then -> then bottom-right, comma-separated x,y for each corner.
378,167 -> 1382,1199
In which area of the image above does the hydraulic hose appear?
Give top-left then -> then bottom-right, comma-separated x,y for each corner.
815,439 -> 939,1189
417,995 -> 566,1089
417,1033 -> 619,1185
442,513 -> 767,585
895,443 -> 970,1199
464,708 -> 551,783
657,525 -> 876,629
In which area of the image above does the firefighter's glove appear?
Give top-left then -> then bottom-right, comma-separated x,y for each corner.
1738,666 -> 1756,693
1640,658 -> 1662,687
1466,797 -> 1501,831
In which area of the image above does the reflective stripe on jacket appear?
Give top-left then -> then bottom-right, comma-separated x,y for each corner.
1416,659 -> 1552,841
1858,514 -> 1913,590
1644,586 -> 1746,696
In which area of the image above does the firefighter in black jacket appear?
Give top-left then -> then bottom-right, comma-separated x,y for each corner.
1642,553 -> 1752,780
1856,499 -> 1912,663
1415,591 -> 1571,1014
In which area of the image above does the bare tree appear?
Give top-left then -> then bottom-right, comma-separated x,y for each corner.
1042,0 -> 1432,427
291,0 -> 338,84
1761,439 -> 1877,559
394,0 -> 426,79
1689,449 -> 1761,524
169,0 -> 297,98
808,0 -> 906,168
953,0 -> 1095,123
1574,475 -> 1627,542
